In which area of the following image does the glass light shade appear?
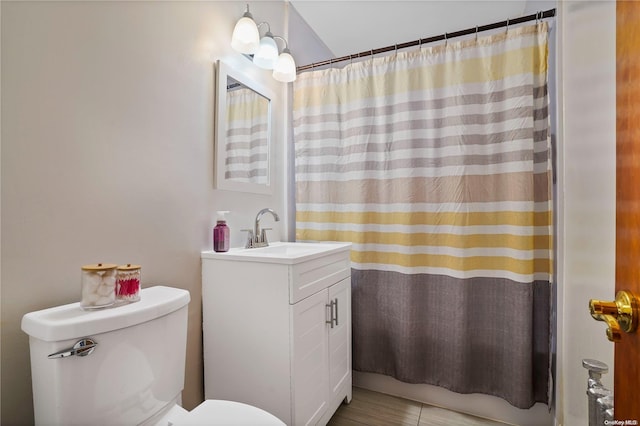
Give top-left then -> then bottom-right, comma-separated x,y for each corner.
231,14 -> 260,54
272,49 -> 297,83
253,33 -> 279,69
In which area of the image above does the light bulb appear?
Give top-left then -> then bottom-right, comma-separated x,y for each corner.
253,32 -> 279,69
273,48 -> 297,83
231,11 -> 259,54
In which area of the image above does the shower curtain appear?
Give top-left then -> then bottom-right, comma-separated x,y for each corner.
225,86 -> 269,184
293,23 -> 552,409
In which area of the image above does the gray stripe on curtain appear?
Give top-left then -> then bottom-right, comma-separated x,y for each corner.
351,269 -> 550,409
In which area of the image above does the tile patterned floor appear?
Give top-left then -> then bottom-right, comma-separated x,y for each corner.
328,387 -> 508,426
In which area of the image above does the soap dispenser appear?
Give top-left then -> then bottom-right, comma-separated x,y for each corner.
213,211 -> 230,252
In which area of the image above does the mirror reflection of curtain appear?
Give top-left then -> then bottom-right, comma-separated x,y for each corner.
225,86 -> 269,184
293,23 -> 552,409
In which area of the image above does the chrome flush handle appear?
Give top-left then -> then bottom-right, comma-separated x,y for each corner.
47,338 -> 98,359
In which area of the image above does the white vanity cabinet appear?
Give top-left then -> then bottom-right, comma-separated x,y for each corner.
201,242 -> 352,426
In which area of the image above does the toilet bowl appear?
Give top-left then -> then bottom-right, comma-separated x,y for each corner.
21,286 -> 284,426
165,400 -> 284,426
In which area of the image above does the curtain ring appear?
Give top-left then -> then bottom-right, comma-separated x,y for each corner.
475,25 -> 479,42
419,38 -> 422,51
444,32 -> 448,47
506,18 -> 510,34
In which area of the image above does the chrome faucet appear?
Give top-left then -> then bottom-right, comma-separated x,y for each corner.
242,208 -> 280,248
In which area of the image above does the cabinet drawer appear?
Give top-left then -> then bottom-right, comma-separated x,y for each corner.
290,251 -> 350,304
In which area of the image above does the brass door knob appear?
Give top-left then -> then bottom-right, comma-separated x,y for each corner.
589,290 -> 639,342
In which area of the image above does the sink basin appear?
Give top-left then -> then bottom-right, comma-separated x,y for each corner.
201,242 -> 351,265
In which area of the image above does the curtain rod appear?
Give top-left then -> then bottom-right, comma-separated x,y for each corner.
296,8 -> 556,73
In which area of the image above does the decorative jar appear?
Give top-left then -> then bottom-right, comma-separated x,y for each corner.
116,264 -> 141,303
81,263 -> 117,310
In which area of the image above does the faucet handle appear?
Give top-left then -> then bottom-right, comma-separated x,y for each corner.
260,228 -> 272,245
240,229 -> 254,248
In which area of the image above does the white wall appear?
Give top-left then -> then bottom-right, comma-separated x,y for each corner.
556,1 -> 616,425
0,2 -> 295,424
290,0 -> 528,59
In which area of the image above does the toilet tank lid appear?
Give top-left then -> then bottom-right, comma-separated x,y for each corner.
21,286 -> 190,342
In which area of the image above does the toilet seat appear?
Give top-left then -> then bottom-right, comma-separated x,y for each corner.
168,400 -> 285,426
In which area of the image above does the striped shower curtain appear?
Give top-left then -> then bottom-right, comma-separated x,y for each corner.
225,85 -> 269,184
293,23 -> 552,408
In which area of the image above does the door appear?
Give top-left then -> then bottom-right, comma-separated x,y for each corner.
616,0 -> 640,420
291,289 -> 329,426
328,277 -> 351,398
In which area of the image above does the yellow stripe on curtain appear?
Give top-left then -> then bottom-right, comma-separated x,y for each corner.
297,229 -> 552,251
350,251 -> 551,275
296,210 -> 552,227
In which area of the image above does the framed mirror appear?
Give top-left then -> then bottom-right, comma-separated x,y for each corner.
214,60 -> 274,194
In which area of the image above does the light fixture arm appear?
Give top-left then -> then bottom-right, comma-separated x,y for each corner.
241,4 -> 253,19
273,35 -> 289,53
256,22 -> 271,35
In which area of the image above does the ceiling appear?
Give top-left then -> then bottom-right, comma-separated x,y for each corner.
290,1 -> 534,61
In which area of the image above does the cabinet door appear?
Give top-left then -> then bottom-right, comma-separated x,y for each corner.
291,289 -> 329,426
328,277 -> 351,397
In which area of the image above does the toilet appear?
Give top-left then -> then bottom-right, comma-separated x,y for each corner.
21,285 -> 285,425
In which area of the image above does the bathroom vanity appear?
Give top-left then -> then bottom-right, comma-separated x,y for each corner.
201,242 -> 352,425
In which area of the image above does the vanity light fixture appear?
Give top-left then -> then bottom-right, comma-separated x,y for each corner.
230,4 -> 297,82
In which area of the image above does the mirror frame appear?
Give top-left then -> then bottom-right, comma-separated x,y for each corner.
214,60 -> 275,194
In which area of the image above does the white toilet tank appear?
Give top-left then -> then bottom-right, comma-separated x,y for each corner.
22,286 -> 191,425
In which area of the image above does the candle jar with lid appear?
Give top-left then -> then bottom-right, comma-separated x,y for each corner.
116,264 -> 141,303
81,263 -> 117,310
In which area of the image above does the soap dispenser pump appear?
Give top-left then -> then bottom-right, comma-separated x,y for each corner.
213,211 -> 230,252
